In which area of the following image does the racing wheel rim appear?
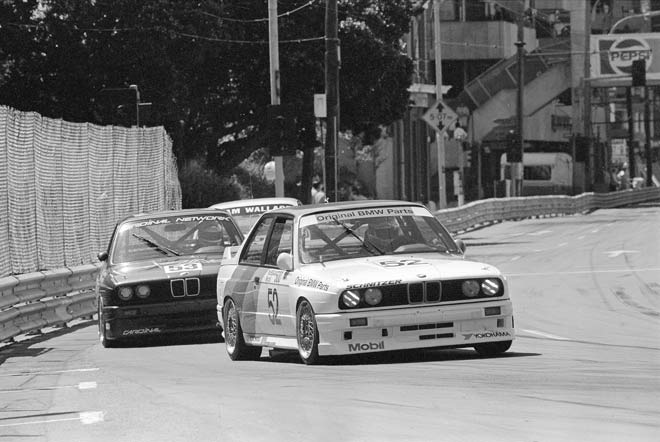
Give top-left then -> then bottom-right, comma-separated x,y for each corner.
297,301 -> 316,358
224,300 -> 239,353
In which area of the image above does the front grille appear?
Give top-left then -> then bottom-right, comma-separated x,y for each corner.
170,278 -> 200,297
339,278 -> 504,310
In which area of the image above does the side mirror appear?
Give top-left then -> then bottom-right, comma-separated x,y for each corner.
276,252 -> 294,271
97,251 -> 108,262
455,239 -> 466,253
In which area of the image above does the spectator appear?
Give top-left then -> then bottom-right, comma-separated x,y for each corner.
311,182 -> 327,204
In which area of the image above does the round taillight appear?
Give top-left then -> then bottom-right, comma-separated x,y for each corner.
118,286 -> 133,301
364,288 -> 383,306
136,284 -> 151,299
481,279 -> 500,296
341,290 -> 361,308
461,280 -> 480,298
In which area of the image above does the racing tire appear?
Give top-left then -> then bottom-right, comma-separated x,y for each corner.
296,300 -> 320,365
223,299 -> 261,361
474,340 -> 512,357
98,300 -> 117,348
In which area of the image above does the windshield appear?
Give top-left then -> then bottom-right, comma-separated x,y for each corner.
110,214 -> 243,264
298,206 -> 460,264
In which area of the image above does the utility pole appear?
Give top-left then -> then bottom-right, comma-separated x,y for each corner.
129,84 -> 140,128
644,86 -> 653,187
514,12 -> 525,197
268,0 -> 285,197
324,0 -> 339,202
433,0 -> 447,209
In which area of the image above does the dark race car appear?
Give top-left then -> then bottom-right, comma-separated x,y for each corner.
96,209 -> 243,347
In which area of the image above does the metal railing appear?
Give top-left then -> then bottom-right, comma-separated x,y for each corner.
1,187 -> 659,344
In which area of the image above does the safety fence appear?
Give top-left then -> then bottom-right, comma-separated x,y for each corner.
0,105 -> 182,277
1,187 -> 659,343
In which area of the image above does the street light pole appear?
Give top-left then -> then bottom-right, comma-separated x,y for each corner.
268,0 -> 285,197
129,84 -> 140,127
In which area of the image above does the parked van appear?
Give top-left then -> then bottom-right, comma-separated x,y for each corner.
500,152 -> 573,196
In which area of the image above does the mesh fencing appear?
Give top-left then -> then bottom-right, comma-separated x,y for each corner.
0,105 -> 182,276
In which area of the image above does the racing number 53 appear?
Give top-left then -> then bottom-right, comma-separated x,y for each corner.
267,288 -> 279,322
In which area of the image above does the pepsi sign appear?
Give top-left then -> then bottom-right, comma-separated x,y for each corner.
591,33 -> 660,82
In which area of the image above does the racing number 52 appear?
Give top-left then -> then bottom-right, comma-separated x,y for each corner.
268,287 -> 279,322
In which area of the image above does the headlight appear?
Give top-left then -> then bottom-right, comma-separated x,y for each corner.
364,288 -> 383,306
136,284 -> 151,298
118,286 -> 133,301
461,280 -> 480,298
341,290 -> 361,308
481,279 -> 500,296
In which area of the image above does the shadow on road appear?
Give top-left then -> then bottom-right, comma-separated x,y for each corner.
0,320 -> 97,367
267,347 -> 541,366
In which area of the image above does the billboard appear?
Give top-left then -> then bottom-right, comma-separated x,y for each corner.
591,33 -> 660,83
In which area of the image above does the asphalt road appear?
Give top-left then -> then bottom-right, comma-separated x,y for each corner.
1,205 -> 658,442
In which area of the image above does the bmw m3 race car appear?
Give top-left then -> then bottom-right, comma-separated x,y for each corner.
96,209 -> 243,347
216,200 -> 514,364
210,197 -> 302,235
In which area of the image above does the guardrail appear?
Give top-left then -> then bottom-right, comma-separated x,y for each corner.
1,187 -> 659,344
0,264 -> 100,343
435,187 -> 660,233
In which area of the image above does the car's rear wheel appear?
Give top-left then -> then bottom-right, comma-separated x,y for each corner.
98,299 -> 117,348
474,340 -> 512,357
296,300 -> 320,365
223,298 -> 261,361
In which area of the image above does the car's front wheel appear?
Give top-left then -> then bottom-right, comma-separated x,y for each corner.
296,300 -> 320,365
223,298 -> 261,361
474,340 -> 512,357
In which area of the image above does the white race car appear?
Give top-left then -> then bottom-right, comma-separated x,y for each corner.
216,200 -> 514,364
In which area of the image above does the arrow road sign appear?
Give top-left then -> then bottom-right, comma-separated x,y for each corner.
422,99 -> 458,134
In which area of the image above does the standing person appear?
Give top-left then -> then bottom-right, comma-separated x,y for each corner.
312,182 -> 327,204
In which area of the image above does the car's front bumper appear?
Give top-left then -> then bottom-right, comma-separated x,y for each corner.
315,299 -> 514,356
101,298 -> 219,340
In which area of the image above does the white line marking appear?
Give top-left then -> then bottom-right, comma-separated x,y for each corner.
591,229 -> 600,233
0,411 -> 104,428
605,250 -> 639,258
0,368 -> 99,377
78,381 -> 97,390
510,255 -> 521,261
529,230 -> 552,236
0,382 -> 98,393
80,411 -> 104,424
506,268 -> 660,277
577,235 -> 585,240
521,329 -> 570,341
557,242 -> 567,247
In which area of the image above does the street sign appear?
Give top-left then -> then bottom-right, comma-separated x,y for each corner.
422,99 -> 458,134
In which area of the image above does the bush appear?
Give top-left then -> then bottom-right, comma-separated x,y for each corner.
178,159 -> 242,209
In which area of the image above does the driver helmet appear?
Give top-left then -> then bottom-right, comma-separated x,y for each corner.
365,217 -> 400,250
197,222 -> 224,243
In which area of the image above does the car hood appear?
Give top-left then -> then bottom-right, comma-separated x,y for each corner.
298,254 -> 502,290
107,256 -> 223,285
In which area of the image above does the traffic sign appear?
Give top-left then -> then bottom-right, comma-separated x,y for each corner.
422,99 -> 458,134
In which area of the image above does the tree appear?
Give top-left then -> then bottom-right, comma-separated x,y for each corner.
0,0 -> 416,184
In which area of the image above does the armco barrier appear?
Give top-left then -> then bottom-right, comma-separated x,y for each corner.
1,187 -> 659,344
0,264 -> 101,343
434,187 -> 660,233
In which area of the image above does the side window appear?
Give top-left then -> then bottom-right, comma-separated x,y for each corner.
265,218 -> 293,267
240,217 -> 274,265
